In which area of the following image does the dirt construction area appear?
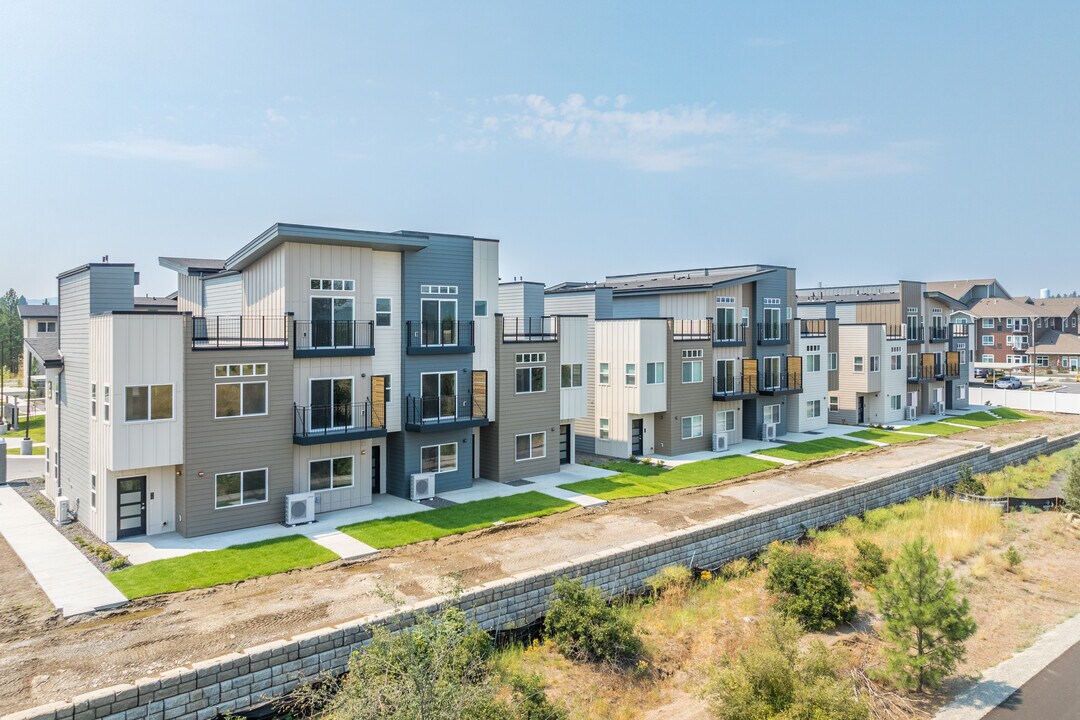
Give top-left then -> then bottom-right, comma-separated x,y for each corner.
1,412 -> 1078,713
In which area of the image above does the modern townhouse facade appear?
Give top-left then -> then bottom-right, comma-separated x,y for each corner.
798,280 -> 969,416
29,223 -> 589,544
16,303 -> 58,389
546,264 -> 808,458
968,296 -> 1080,369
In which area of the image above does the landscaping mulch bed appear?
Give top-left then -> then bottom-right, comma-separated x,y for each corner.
9,477 -> 118,575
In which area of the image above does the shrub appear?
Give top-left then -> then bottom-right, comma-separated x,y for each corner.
852,540 -> 888,586
720,557 -> 751,580
954,465 -> 986,496
1002,546 -> 1023,570
1064,457 -> 1080,511
765,545 -> 856,631
645,565 -> 692,598
107,557 -> 128,571
509,673 -> 568,720
543,578 -> 643,665
704,614 -> 869,720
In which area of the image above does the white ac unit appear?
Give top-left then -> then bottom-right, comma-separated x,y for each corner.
762,423 -> 778,441
285,492 -> 316,526
711,432 -> 728,452
904,406 -> 917,421
932,402 -> 943,415
411,472 -> 436,501
54,496 -> 71,525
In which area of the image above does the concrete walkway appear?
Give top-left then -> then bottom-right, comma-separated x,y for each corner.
0,484 -> 127,617
936,612 -> 1080,720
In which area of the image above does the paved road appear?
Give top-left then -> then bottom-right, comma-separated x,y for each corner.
983,635 -> 1080,720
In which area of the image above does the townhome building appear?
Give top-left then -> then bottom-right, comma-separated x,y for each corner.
925,278 -> 1011,307
545,264 -> 810,458
797,280 -> 969,417
969,296 -> 1080,369
17,303 -> 58,390
27,223 -> 587,543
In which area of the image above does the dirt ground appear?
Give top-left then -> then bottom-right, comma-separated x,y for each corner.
1,412 -> 1076,713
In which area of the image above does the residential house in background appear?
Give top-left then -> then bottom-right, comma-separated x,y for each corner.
17,303 -> 58,390
968,296 -> 1080,370
925,278 -> 1011,307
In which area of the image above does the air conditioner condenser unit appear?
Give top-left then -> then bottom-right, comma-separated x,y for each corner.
711,432 -> 728,452
285,492 -> 316,526
411,472 -> 436,501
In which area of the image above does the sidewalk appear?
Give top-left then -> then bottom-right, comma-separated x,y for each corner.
0,484 -> 127,617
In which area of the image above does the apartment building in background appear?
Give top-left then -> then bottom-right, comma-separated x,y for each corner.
797,280 -> 969,419
17,302 -> 58,389
545,264 -> 812,458
968,296 -> 1080,369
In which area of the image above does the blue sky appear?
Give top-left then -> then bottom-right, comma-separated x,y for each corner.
2,2 -> 1077,299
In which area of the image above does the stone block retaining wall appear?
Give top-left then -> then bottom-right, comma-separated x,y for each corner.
7,431 -> 1078,720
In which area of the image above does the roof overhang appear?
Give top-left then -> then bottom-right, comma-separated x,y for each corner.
611,269 -> 776,297
24,337 -> 62,369
225,223 -> 431,271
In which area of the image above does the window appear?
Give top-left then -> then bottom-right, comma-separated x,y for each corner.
310,278 -> 355,291
599,362 -> 610,384
682,348 -> 704,359
908,353 -> 918,377
957,385 -> 967,400
516,365 -> 546,393
561,364 -> 583,388
906,314 -> 919,339
762,356 -> 781,389
474,299 -> 488,317
37,321 -> 55,333
806,400 -> 821,418
384,375 -> 392,403
682,359 -> 703,383
309,377 -> 354,429
1006,318 -> 1014,329
214,363 -> 268,378
681,414 -> 703,439
715,410 -> 736,432
1037,356 -> 1049,367
420,298 -> 458,346
829,395 -> 839,411
216,379 -> 269,419
420,372 -> 456,420
516,352 -> 546,363
828,352 -> 837,371
215,468 -> 268,509
762,307 -> 782,340
715,306 -> 737,341
625,363 -> 637,386
103,386 -> 110,422
421,442 -> 458,473
420,284 -> 458,295
982,354 -> 994,363
46,381 -> 52,399
890,354 -> 902,370
90,384 -> 97,418
375,297 -> 392,326
764,404 -> 780,425
125,385 -> 173,422
741,307 -> 750,326
646,362 -> 665,384
599,418 -> 610,439
309,456 -> 354,491
805,354 -> 821,372
890,395 -> 902,411
311,296 -> 355,347
853,356 -> 864,372
515,432 -> 547,461
869,356 -> 880,372
90,475 -> 96,509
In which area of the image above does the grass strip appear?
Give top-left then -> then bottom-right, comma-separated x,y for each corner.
755,437 -> 875,462
560,455 -> 781,501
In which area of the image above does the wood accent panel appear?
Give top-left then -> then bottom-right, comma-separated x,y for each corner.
371,375 -> 386,428
742,358 -> 758,393
472,370 -> 488,418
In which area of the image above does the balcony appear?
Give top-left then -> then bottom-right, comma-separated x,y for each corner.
940,362 -> 961,379
292,402 -> 386,445
799,319 -> 827,338
404,393 -> 488,432
907,325 -> 924,344
885,325 -> 906,340
928,326 -> 949,343
502,316 -> 558,343
672,319 -> 713,342
191,316 -> 290,350
293,320 -> 374,358
406,320 -> 476,355
713,322 -> 746,347
758,371 -> 802,395
948,323 -> 970,340
712,374 -> 757,400
757,321 -> 789,346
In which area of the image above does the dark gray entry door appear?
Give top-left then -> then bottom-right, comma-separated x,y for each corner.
559,424 -> 571,464
631,419 -> 644,455
117,476 -> 146,539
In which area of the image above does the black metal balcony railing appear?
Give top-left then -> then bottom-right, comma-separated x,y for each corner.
939,362 -> 961,379
713,322 -> 746,346
671,319 -> 712,341
928,326 -> 948,343
191,316 -> 290,349
757,321 -> 789,345
292,401 -> 385,442
799,319 -> 827,338
906,325 -> 924,343
293,320 -> 374,353
406,320 -> 476,353
885,325 -> 906,340
404,393 -> 486,427
502,316 -> 558,342
713,374 -> 756,399
759,371 -> 802,394
948,323 -> 970,339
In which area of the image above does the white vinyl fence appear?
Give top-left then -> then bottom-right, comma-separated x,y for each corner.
969,386 -> 1080,414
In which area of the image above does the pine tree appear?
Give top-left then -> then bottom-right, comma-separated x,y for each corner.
1063,456 -> 1080,512
876,537 -> 976,692
0,289 -> 23,376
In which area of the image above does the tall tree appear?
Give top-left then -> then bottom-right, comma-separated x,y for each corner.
1062,456 -> 1080,511
876,537 -> 976,692
0,289 -> 23,376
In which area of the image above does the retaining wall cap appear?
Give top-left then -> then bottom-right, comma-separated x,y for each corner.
289,629 -> 331,644
0,701 -> 75,720
69,687 -> 119,705
243,639 -> 292,657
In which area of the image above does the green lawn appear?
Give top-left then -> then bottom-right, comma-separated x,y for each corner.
1,414 -> 44,443
338,491 -> 576,549
108,535 -> 339,599
756,436 -> 876,462
6,444 -> 44,455
989,408 -> 1037,421
560,455 -> 782,501
847,429 -> 927,445
949,410 -> 1034,428
903,422 -> 972,436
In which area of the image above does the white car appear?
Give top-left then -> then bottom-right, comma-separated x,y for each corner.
995,376 -> 1023,389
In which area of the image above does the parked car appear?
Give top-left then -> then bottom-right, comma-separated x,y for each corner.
973,368 -> 988,379
995,376 -> 1023,389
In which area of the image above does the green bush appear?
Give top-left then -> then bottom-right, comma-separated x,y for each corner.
1064,457 -> 1080,511
720,557 -> 752,580
1003,546 -> 1023,570
954,465 -> 986,496
107,557 -> 128,571
765,546 -> 856,631
543,578 -> 643,665
852,540 -> 889,586
645,565 -> 692,597
508,674 -> 568,720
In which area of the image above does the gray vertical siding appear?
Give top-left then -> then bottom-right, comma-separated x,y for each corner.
655,335 -> 713,455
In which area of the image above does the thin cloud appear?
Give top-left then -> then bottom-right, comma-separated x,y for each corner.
66,136 -> 258,169
266,108 -> 289,126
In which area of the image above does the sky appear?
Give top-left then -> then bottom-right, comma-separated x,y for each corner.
1,2 -> 1078,300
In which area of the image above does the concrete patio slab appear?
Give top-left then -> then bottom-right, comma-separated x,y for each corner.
0,484 -> 127,617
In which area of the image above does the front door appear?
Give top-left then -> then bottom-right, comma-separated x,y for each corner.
559,424 -> 571,464
856,396 -> 865,424
631,419 -> 644,456
116,476 -> 146,539
371,446 -> 381,494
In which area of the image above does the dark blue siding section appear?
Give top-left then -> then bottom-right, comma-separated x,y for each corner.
748,269 -> 794,438
610,295 -> 660,318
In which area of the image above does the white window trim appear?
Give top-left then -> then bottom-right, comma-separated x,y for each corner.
646,361 -> 665,385
124,384 -> 175,423
681,359 -> 704,384
214,363 -> 268,378
214,380 -> 270,420
90,383 -> 97,419
598,362 -> 610,385
421,442 -> 458,474
561,363 -> 583,388
308,456 -> 355,492
599,418 -> 610,439
806,400 -> 821,419
625,363 -> 637,386
827,352 -> 838,371
310,277 -> 355,292
103,386 -> 111,424
853,356 -> 864,373
681,414 -> 704,440
514,431 -> 547,462
375,297 -> 393,327
214,468 -> 269,510
764,404 -> 781,425
515,365 -> 547,394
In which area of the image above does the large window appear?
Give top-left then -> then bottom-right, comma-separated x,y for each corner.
681,414 -> 703,439
890,395 -> 902,411
215,468 -> 268,509
646,362 -> 665,385
869,356 -> 880,372
982,318 -> 994,328
906,314 -> 919,339
421,297 -> 458,346
625,363 -> 637,386
715,409 -> 735,432
309,377 -> 353,430
421,442 -> 457,473
682,359 -> 703,383
805,354 -> 821,372
762,307 -> 782,340
515,432 -> 546,461
715,359 -> 736,392
806,400 -> 821,418
516,364 -> 546,394
764,404 -> 781,425
421,372 -> 457,420
715,306 -> 737,341
762,356 -> 781,389
125,384 -> 173,422
561,364 -> 583,388
216,378 -> 268,419
982,335 -> 994,346
890,354 -> 902,370
311,296 -> 355,348
309,456 -> 353,491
